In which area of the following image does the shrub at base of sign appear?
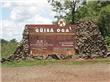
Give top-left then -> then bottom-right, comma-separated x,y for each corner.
1,21 -> 110,63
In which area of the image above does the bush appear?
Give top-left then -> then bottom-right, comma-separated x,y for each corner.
98,5 -> 110,37
1,39 -> 18,58
105,36 -> 110,51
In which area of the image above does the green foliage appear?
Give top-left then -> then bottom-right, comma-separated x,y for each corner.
1,39 -> 18,58
105,36 -> 110,50
98,5 -> 110,37
50,0 -> 80,23
75,1 -> 110,22
2,59 -> 59,67
1,39 -> 8,44
2,58 -> 110,67
10,39 -> 17,43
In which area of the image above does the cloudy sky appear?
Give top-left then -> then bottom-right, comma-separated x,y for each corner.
0,0 -> 55,41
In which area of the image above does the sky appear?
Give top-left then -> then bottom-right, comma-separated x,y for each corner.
0,0 -> 56,41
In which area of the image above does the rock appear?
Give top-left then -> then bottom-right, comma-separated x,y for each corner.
107,52 -> 110,57
75,21 -> 108,58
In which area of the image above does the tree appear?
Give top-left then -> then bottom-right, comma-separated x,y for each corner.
49,0 -> 81,24
71,0 -> 80,23
75,1 -> 102,22
10,39 -> 17,43
98,5 -> 110,37
1,39 -> 18,58
1,39 -> 8,44
105,36 -> 110,49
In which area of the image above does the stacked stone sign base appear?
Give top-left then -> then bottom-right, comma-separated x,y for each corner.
1,20 -> 108,63
75,21 -> 108,58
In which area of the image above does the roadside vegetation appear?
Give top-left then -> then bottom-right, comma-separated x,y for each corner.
1,39 -> 18,58
2,57 -> 110,67
105,36 -> 110,51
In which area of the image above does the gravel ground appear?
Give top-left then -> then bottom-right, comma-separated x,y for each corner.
1,63 -> 110,82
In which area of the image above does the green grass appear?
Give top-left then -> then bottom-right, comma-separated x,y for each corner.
1,42 -> 18,58
65,58 -> 110,65
2,59 -> 59,67
2,57 -> 110,67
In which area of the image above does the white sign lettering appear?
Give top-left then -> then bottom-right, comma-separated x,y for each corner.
35,27 -> 71,33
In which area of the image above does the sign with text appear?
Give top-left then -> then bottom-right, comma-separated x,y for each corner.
26,24 -> 76,56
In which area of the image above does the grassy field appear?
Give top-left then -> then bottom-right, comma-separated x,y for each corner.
1,41 -> 18,58
2,57 -> 110,67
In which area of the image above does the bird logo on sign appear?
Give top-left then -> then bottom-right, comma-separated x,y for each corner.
58,18 -> 66,27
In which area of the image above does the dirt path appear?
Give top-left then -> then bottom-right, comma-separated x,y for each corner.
1,63 -> 110,82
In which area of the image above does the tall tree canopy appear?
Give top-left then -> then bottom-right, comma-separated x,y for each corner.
50,0 -> 80,24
